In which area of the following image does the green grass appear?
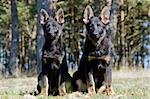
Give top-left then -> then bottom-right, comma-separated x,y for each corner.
0,70 -> 150,99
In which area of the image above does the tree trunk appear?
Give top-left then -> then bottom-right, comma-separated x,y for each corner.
135,52 -> 139,67
8,0 -> 19,77
28,28 -> 37,75
120,0 -> 125,67
94,0 -> 100,16
109,0 -> 119,41
36,0 -> 44,74
31,28 -> 37,74
127,43 -> 132,69
117,0 -> 125,68
19,31 -> 25,73
108,0 -> 119,69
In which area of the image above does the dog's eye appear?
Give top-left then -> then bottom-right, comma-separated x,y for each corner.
90,24 -> 94,30
97,23 -> 101,27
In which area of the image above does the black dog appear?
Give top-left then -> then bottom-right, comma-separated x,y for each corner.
73,5 -> 115,95
37,8 -> 72,96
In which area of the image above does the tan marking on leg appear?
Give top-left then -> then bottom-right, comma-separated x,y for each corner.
87,72 -> 96,95
58,82 -> 66,96
38,75 -> 49,96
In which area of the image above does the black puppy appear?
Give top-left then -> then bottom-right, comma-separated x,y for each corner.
73,5 -> 115,95
37,9 -> 72,96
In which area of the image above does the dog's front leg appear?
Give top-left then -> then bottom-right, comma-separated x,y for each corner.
87,72 -> 96,95
37,73 -> 49,96
58,73 -> 66,96
98,64 -> 115,95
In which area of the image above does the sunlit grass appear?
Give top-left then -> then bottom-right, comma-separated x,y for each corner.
0,69 -> 150,99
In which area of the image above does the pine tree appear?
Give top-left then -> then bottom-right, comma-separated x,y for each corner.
8,0 -> 19,76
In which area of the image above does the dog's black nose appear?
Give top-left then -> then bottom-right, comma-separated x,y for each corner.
95,34 -> 100,38
93,33 -> 100,39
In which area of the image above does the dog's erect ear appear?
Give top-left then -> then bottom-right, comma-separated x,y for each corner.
100,6 -> 110,24
55,8 -> 64,24
83,5 -> 94,24
40,9 -> 49,25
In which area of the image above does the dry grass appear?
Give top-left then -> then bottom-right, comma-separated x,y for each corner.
0,69 -> 150,99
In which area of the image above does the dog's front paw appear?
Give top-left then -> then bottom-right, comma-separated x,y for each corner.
37,74 -> 49,96
98,85 -> 115,96
87,85 -> 96,96
40,88 -> 49,96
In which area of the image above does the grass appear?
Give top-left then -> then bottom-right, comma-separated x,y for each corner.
0,69 -> 150,99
